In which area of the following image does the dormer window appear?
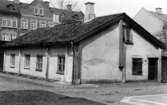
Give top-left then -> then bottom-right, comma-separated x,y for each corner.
123,25 -> 133,44
53,14 -> 60,24
34,7 -> 44,16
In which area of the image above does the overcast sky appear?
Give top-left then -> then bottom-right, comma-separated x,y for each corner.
17,0 -> 167,17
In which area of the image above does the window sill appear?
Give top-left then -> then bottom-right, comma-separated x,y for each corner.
56,72 -> 64,75
125,41 -> 133,45
10,66 -> 15,68
132,74 -> 143,76
24,67 -> 30,70
36,69 -> 42,72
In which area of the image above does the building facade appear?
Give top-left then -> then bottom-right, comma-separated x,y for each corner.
134,8 -> 167,82
3,13 -> 165,84
0,0 -> 20,41
0,0 -> 84,41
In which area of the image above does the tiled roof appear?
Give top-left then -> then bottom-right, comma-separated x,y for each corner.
4,13 -> 165,49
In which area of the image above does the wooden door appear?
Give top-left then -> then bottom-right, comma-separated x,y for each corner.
162,57 -> 167,82
148,58 -> 158,80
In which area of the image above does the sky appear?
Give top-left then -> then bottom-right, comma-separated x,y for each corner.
17,0 -> 167,17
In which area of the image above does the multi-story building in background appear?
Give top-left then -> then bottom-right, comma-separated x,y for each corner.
0,0 -> 85,41
0,0 -> 20,41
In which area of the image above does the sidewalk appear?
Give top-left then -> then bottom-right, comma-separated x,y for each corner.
0,72 -> 69,88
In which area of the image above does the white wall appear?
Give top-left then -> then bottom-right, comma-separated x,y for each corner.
134,8 -> 164,36
81,25 -> 122,82
4,50 -> 20,73
4,48 -> 73,83
48,48 -> 73,83
20,49 -> 47,78
126,30 -> 161,81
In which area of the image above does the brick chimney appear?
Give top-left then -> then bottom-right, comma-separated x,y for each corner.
66,4 -> 72,11
44,1 -> 50,7
14,0 -> 20,4
85,2 -> 96,22
156,7 -> 162,14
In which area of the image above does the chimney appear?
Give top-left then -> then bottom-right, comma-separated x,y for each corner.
156,7 -> 162,14
85,2 -> 96,22
44,1 -> 50,7
66,4 -> 72,11
34,0 -> 42,2
14,0 -> 20,4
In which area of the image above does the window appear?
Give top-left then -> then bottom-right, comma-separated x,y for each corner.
39,20 -> 47,28
132,58 -> 143,75
36,55 -> 43,72
123,25 -> 133,44
1,31 -> 17,41
13,19 -> 17,28
30,19 -> 38,30
10,54 -> 15,68
34,7 -> 44,16
48,21 -> 53,27
39,8 -> 44,16
21,18 -> 28,29
1,19 -> 7,27
57,55 -> 65,75
53,14 -> 60,24
24,54 -> 30,69
1,18 -> 17,28
34,8 -> 38,15
7,19 -> 12,27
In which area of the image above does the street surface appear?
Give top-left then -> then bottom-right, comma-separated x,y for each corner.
0,73 -> 167,105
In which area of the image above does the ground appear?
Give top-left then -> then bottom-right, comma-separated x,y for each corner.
0,90 -> 105,105
0,73 -> 167,105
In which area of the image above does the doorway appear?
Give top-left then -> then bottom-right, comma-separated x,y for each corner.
148,58 -> 158,80
0,53 -> 3,72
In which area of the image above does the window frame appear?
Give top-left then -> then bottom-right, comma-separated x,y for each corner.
36,55 -> 43,72
123,25 -> 133,44
132,58 -> 143,76
21,18 -> 28,29
34,7 -> 44,16
24,54 -> 31,69
39,20 -> 47,28
56,55 -> 65,75
10,54 -> 15,68
30,19 -> 38,30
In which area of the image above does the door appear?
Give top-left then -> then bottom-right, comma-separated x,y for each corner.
148,58 -> 158,80
0,53 -> 3,72
162,57 -> 167,82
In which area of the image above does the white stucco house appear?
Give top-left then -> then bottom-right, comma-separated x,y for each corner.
2,13 -> 165,84
134,8 -> 167,82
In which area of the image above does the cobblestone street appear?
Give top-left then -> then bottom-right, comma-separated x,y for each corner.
0,73 -> 166,105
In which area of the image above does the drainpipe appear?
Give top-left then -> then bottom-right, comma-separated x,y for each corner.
119,20 -> 126,83
18,48 -> 22,75
45,47 -> 50,80
72,41 -> 81,85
